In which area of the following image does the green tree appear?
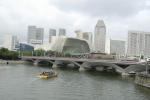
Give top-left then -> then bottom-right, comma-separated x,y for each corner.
34,49 -> 45,56
0,48 -> 19,60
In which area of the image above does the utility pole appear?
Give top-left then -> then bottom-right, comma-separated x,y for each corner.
19,50 -> 21,57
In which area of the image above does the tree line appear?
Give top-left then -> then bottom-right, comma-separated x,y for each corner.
0,48 -> 72,60
0,48 -> 19,60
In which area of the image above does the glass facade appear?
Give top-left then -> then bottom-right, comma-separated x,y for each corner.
19,43 -> 34,52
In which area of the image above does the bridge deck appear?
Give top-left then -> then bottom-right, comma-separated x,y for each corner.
22,56 -> 141,65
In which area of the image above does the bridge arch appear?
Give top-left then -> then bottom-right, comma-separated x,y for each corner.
69,61 -> 83,68
124,64 -> 150,73
82,62 -> 124,74
37,59 -> 54,65
22,58 -> 35,63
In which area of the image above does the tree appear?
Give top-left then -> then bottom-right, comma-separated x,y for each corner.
0,48 -> 19,60
64,53 -> 71,57
46,50 -> 55,56
34,49 -> 46,56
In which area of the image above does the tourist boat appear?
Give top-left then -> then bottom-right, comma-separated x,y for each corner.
38,71 -> 58,79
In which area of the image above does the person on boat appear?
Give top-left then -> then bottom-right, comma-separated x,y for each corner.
41,72 -> 46,75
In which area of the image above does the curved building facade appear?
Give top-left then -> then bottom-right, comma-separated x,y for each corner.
51,37 -> 90,54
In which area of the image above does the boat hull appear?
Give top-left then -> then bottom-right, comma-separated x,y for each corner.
38,73 -> 57,79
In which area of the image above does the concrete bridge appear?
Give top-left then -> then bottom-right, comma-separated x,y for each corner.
21,56 -> 144,74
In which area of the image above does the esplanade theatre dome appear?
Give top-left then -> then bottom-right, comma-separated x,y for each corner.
51,37 -> 90,54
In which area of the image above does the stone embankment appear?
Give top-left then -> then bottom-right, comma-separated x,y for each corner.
135,73 -> 150,88
0,60 -> 26,64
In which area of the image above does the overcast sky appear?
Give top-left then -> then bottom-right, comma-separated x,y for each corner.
0,0 -> 150,43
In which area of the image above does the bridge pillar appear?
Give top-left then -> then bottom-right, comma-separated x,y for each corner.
52,63 -> 58,68
79,67 -> 85,71
33,60 -> 39,66
81,62 -> 93,70
96,67 -> 104,71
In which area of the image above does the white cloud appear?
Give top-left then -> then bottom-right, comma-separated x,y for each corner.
0,0 -> 150,44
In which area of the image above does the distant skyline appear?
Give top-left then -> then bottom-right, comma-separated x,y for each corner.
0,0 -> 150,44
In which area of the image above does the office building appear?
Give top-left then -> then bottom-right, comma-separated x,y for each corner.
11,35 -> 19,51
59,28 -> 66,36
94,20 -> 106,53
27,25 -> 44,45
49,29 -> 56,43
110,39 -> 125,56
3,35 -> 19,51
75,30 -> 92,50
127,31 -> 150,57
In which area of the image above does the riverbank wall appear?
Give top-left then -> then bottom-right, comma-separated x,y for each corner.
0,60 -> 26,64
135,73 -> 150,88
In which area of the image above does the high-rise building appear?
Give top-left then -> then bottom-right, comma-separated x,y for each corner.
11,35 -> 19,51
110,39 -> 125,56
36,28 -> 44,43
27,25 -> 44,45
3,35 -> 19,51
75,30 -> 82,39
59,28 -> 66,36
27,26 -> 36,43
49,29 -> 56,43
75,30 -> 92,50
127,31 -> 150,57
94,20 -> 106,53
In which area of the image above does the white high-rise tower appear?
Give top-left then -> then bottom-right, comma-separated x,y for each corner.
27,25 -> 44,45
49,29 -> 56,43
127,31 -> 150,57
94,20 -> 106,53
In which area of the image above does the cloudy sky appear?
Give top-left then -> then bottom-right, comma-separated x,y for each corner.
0,0 -> 150,43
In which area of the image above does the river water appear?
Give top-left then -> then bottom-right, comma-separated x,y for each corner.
0,64 -> 150,100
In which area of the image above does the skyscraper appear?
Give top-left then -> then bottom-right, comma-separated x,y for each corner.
75,30 -> 92,50
49,29 -> 56,43
94,20 -> 106,53
127,31 -> 150,57
11,35 -> 19,51
110,39 -> 125,56
3,35 -> 19,51
59,28 -> 66,36
27,26 -> 36,43
27,25 -> 44,45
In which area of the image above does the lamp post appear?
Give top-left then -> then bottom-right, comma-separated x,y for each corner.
32,51 -> 33,56
145,58 -> 148,75
43,51 -> 44,56
19,50 -> 21,57
36,51 -> 37,56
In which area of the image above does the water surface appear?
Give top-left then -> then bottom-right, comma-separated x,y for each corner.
0,64 -> 150,100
